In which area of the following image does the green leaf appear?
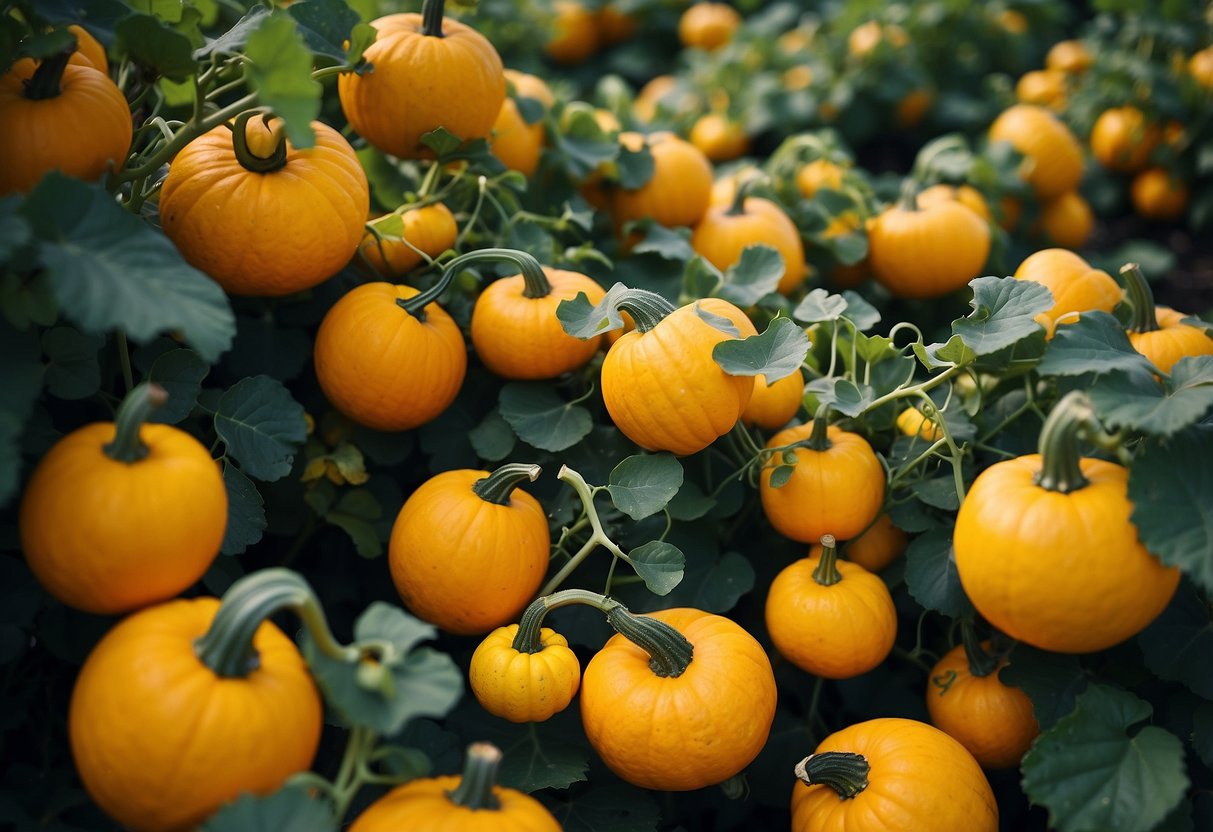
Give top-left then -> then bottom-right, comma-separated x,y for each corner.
345,21 -> 375,65
630,223 -> 694,261
716,245 -> 784,307
21,175 -> 235,363
807,377 -> 874,418
841,290 -> 881,331
950,275 -> 1052,356
713,317 -> 810,382
548,784 -> 661,832
694,302 -> 739,337
1137,585 -> 1213,699
287,0 -> 360,63
692,551 -> 756,613
557,283 -> 630,339
903,527 -> 973,618
1000,645 -> 1088,731
1089,362 -> 1213,436
356,602 -> 438,657
1022,685 -> 1188,832
552,106 -> 617,178
910,476 -> 961,511
621,540 -> 684,595
499,383 -> 593,453
1037,311 -> 1156,378
667,477 -> 714,521
683,256 -> 722,300
244,12 -> 321,148
0,195 -> 31,262
214,376 -> 308,481
468,407 -> 515,462
195,4 -> 271,58
792,288 -> 849,324
200,786 -> 335,832
325,488 -> 384,558
914,334 -> 977,370
220,463 -> 266,556
1193,702 -> 1213,769
114,14 -> 197,81
616,144 -> 655,190
452,706 -> 589,792
1128,428 -> 1213,594
41,327 -> 102,400
146,348 -> 209,424
607,453 -> 683,521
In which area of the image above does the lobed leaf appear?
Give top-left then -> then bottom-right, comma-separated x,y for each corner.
903,527 -> 973,618
713,317 -> 810,382
950,275 -> 1052,356
715,244 -> 784,307
1137,584 -> 1213,700
220,463 -> 266,556
499,383 -> 593,453
199,786 -> 335,832
1037,311 -> 1156,377
214,376 -> 308,481
146,348 -> 208,424
244,12 -> 322,148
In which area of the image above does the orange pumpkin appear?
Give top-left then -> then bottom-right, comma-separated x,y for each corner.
1015,69 -> 1067,111
691,189 -> 808,295
795,158 -> 845,198
689,112 -> 750,162
678,3 -> 742,51
1013,248 -> 1121,336
868,192 -> 990,299
742,370 -> 805,430
1046,40 -> 1093,74
1090,106 -> 1160,173
545,1 -> 599,64
916,184 -> 992,221
988,105 -> 1084,200
1121,262 -> 1213,373
611,131 -> 714,230
489,96 -> 543,175
843,513 -> 908,572
357,202 -> 458,278
1131,168 -> 1189,221
69,25 -> 108,73
1038,190 -> 1093,249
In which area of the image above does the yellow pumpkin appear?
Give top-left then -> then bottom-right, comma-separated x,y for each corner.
1015,69 -> 1067,111
988,104 -> 1084,200
1046,40 -> 1093,74
1131,168 -> 1188,222
742,370 -> 805,430
611,131 -> 714,230
1121,262 -> 1213,374
868,195 -> 990,299
357,202 -> 458,278
1090,106 -> 1161,173
690,191 -> 808,295
1013,248 -> 1121,337
678,2 -> 742,51
470,624 -> 581,723
545,1 -> 599,64
1038,190 -> 1093,249
689,112 -> 750,162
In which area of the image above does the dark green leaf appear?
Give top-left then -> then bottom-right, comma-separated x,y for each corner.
607,453 -> 683,521
325,488 -> 384,558
0,195 -> 31,261
499,383 -> 593,453
16,28 -> 76,61
716,245 -> 784,307
914,334 -> 977,370
548,784 -> 661,832
1089,362 -> 1213,436
683,256 -> 722,300
468,407 -> 515,462
195,5 -> 271,59
621,540 -> 684,595
287,0 -> 360,62
1128,428 -> 1213,594
220,463 -> 266,556
200,786 -> 335,832
792,288 -> 848,324
616,145 -> 655,190
667,477 -> 714,521
692,551 -> 756,613
904,527 -> 973,617
244,12 -> 321,148
807,377 -> 875,418
21,175 -> 235,363
453,706 -> 589,792
1193,702 -> 1213,769
41,327 -> 102,400
910,476 -> 961,511
713,317 -> 810,382
950,275 -> 1052,356
630,223 -> 694,261
0,271 -> 57,330
114,14 -> 197,80
1022,685 -> 1188,832
1137,585 -> 1213,699
552,106 -> 617,178
1000,645 -> 1087,730
147,348 -> 209,424
214,376 -> 308,481
1037,311 -> 1156,377
421,126 -> 463,157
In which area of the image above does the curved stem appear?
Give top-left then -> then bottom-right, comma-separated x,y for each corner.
103,382 -> 167,463
472,462 -> 541,505
727,173 -> 760,216
397,248 -> 540,320
230,110 -> 287,173
1120,263 -> 1159,333
519,263 -> 553,299
793,751 -> 870,798
539,466 -> 629,595
961,620 -> 999,678
194,568 -> 357,678
422,0 -> 446,38
24,48 -> 73,100
811,534 -> 842,586
1033,391 -> 1097,494
606,606 -> 694,678
804,403 -> 832,451
616,289 -> 677,333
511,589 -> 621,653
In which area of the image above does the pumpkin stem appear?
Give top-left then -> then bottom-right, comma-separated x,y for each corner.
447,743 -> 503,810
398,248 -> 542,321
961,619 -> 999,678
471,462 -> 542,505
102,382 -> 168,464
23,47 -> 74,100
1033,390 -> 1097,494
896,178 -> 920,211
230,110 -> 288,173
1120,263 -> 1160,334
194,568 -> 357,678
811,535 -> 842,586
793,751 -> 870,799
519,263 -> 554,299
803,403 -> 833,451
615,288 -> 678,333
727,173 -> 760,216
512,588 -> 621,653
421,0 -> 446,38
606,606 -> 694,678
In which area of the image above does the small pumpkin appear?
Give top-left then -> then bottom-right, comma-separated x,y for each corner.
1013,248 -> 1121,336
1190,46 -> 1213,89
795,158 -> 845,198
954,392 -> 1180,653
1046,39 -> 1093,74
895,88 -> 933,128
389,463 -> 549,635
0,53 -> 131,195
338,1 -> 505,158
1090,106 -> 1160,173
69,570 -> 324,832
20,383 -> 226,615
792,718 -> 998,832
357,202 -> 458,278
545,1 -> 599,65
690,184 -> 808,295
597,3 -> 638,45
847,21 -> 907,58
1121,262 -> 1213,373
742,370 -> 804,430
470,623 -> 580,723
611,131 -> 714,231
1015,69 -> 1067,111
760,416 -> 885,543
844,513 -> 908,572
504,68 -> 555,110
160,113 -> 369,296
489,96 -> 543,176
678,2 -> 742,51
689,112 -> 749,162
1038,189 -> 1093,249
581,605 -> 777,791
766,535 -> 897,679
896,403 -> 943,441
1131,167 -> 1188,222
349,742 -> 561,831
915,183 -> 992,221
988,104 -> 1084,200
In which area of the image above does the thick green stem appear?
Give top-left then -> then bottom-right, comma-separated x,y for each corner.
472,462 -> 541,505
398,248 -> 539,320
103,383 -> 167,463
194,568 -> 357,678
511,589 -> 621,653
616,289 -> 677,333
606,606 -> 694,678
422,0 -> 446,38
793,751 -> 870,799
1033,391 -> 1097,494
23,49 -> 73,100
518,263 -> 553,299
896,178 -> 920,211
447,743 -> 502,810
230,110 -> 287,173
1120,263 -> 1159,334
727,174 -> 759,216
805,403 -> 832,451
961,620 -> 999,678
812,534 -> 842,586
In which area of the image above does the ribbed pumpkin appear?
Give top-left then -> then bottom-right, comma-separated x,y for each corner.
1121,262 -> 1213,373
490,97 -> 543,176
159,113 -> 368,296
470,623 -> 581,723
338,1 -> 505,159
357,202 -> 458,278
915,183 -> 992,221
742,370 -> 804,430
1090,106 -> 1160,173
20,384 -> 226,615
611,131 -> 713,230
868,191 -> 990,299
988,105 -> 1084,200
389,464 -> 549,635
844,513 -> 908,572
1131,168 -> 1188,222
0,55 -> 131,195
1013,248 -> 1121,336
691,188 -> 808,295
1038,190 -> 1093,249
69,25 -> 108,73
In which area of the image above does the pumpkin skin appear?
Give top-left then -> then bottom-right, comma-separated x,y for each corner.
1013,248 -> 1121,336
504,68 -> 555,110
988,105 -> 1084,200
601,298 -> 756,456
795,159 -> 845,198
581,607 -> 777,791
490,96 -> 543,175
1131,168 -> 1189,221
689,112 -> 749,162
0,59 -> 132,195
612,131 -> 713,230
388,469 -> 549,635
1046,39 -> 1093,74
678,3 -> 741,51
1015,69 -> 1067,111
470,267 -> 606,379
916,183 -> 992,221
760,422 -> 886,543
896,404 -> 943,441
691,196 -> 808,295
159,118 -> 368,296
69,597 -> 322,832
765,551 -> 897,679
926,643 -> 1040,769
954,454 -> 1180,653
20,420 -> 227,615
791,718 -> 998,832
1039,190 -> 1093,249
741,371 -> 804,430
470,624 -> 581,723
338,13 -> 505,159
1128,306 -> 1213,373
545,1 -> 599,65
313,282 -> 467,432
868,200 -> 990,299
843,514 -> 908,572
69,25 -> 108,73
358,202 -> 458,278
1090,106 -> 1160,173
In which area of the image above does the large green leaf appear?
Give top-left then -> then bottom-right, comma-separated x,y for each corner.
499,383 -> 593,453
214,376 -> 308,481
41,326 -> 102,400
114,13 -> 198,80
220,463 -> 266,556
1000,645 -> 1088,730
146,348 -> 209,424
547,784 -> 661,832
713,317 -> 810,382
201,786 -> 335,832
286,0 -> 360,63
903,527 -> 973,618
21,175 -> 235,363
715,245 -> 784,307
244,12 -> 322,148
1022,685 -> 1188,832
950,275 -> 1052,356
1037,311 -> 1156,377
1137,584 -> 1213,699
621,540 -> 685,595
792,287 -> 849,324
607,453 -> 683,521
450,705 -> 589,793
1089,362 -> 1213,437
